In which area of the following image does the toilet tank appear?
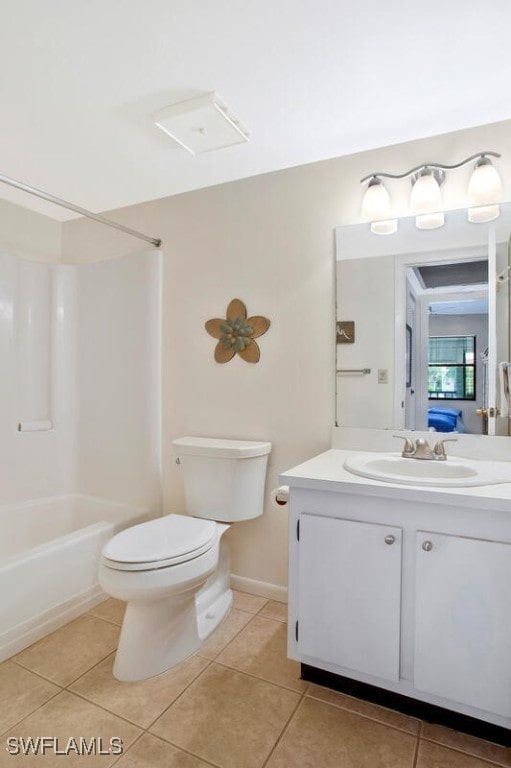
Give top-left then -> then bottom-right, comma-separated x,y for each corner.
173,437 -> 272,522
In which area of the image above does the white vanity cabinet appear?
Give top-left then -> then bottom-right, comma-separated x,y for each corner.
298,515 -> 402,681
414,531 -> 511,718
282,450 -> 511,736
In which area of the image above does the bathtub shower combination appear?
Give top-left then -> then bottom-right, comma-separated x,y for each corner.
0,495 -> 148,661
0,248 -> 161,660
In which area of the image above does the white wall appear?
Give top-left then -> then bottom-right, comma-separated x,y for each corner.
336,255 -> 395,428
0,198 -> 61,263
73,251 -> 162,511
61,118 -> 511,594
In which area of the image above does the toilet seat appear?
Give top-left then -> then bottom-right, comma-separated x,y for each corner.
102,514 -> 218,572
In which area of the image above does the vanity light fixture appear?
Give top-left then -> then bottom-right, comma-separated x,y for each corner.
410,168 -> 445,230
360,152 -> 502,234
360,177 -> 397,234
467,155 -> 503,223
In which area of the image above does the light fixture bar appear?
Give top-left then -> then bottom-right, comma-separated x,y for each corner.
0,172 -> 162,248
360,152 -> 501,185
360,150 -> 503,235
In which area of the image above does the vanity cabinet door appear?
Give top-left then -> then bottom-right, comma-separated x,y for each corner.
297,514 -> 402,681
414,531 -> 511,717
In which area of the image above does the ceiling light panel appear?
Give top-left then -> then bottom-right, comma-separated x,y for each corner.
153,92 -> 250,155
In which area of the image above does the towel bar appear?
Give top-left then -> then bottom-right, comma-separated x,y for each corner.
336,368 -> 371,374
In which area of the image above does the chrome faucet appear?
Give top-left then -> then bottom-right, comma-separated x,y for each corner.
392,434 -> 414,457
432,437 -> 458,461
393,435 -> 457,461
411,437 -> 435,459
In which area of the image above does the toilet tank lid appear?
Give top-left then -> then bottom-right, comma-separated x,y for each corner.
173,436 -> 272,459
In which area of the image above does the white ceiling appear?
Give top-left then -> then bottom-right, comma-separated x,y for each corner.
1,0 -> 511,220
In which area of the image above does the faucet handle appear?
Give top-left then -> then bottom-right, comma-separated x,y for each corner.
393,434 -> 414,457
433,437 -> 457,460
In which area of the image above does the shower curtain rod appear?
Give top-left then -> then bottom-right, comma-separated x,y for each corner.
0,172 -> 162,248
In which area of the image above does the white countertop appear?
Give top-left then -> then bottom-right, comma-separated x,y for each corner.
280,448 -> 511,513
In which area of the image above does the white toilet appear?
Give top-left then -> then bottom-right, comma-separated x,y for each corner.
98,436 -> 271,681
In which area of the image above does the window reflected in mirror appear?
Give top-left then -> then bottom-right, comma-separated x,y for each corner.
428,335 -> 476,401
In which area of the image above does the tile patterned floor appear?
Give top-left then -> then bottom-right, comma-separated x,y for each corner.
1,591 -> 510,767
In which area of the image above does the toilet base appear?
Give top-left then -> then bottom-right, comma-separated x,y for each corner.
113,586 -> 202,681
197,588 -> 233,641
112,530 -> 232,681
196,531 -> 232,641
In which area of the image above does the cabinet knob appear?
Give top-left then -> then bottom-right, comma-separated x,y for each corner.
384,535 -> 395,545
422,540 -> 433,552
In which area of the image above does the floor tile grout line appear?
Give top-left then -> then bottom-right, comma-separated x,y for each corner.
255,602 -> 288,621
10,658 -> 68,689
143,657 -> 303,766
418,709 -> 511,768
302,685 -> 509,764
418,734 -> 510,768
233,593 -> 269,615
110,731 -> 224,768
303,689 -> 421,738
142,656 -> 216,732
197,610 -> 290,669
65,652 -> 214,731
261,690 -> 308,768
4,656 -> 216,744
10,614 -> 120,686
11,656 -> 88,688
85,613 -> 124,628
64,649 -> 120,690
196,609 -> 260,663
0,687 -> 63,738
258,615 -> 287,623
62,687 -> 150,731
134,730 -> 224,768
108,730 -> 146,768
211,658 -> 306,696
54,646 -> 122,688
253,600 -> 270,615
412,721 -> 422,768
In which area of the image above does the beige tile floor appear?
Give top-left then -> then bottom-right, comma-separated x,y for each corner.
1,590 -> 510,767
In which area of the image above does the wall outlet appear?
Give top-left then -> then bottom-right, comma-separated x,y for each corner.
378,368 -> 388,384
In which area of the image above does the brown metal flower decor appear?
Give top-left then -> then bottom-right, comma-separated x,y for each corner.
205,299 -> 270,363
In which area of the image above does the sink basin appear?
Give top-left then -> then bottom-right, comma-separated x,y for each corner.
343,452 -> 511,487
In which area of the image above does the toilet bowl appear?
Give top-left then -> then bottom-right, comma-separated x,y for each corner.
99,514 -> 231,681
99,436 -> 271,681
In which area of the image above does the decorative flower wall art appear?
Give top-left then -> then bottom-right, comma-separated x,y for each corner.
205,299 -> 270,363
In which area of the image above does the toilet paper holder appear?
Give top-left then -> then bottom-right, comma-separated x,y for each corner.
271,486 -> 289,508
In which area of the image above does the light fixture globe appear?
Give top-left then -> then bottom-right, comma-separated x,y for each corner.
410,169 -> 443,214
361,177 -> 390,220
467,156 -> 502,223
468,157 -> 503,206
468,204 -> 500,223
415,211 -> 445,230
370,219 -> 398,235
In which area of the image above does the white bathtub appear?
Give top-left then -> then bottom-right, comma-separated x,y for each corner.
0,494 -> 149,661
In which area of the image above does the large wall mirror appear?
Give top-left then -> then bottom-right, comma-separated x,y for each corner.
335,204 -> 511,436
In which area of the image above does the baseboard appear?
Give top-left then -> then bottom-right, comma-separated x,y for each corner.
302,664 -> 511,747
0,585 -> 106,662
230,574 -> 287,603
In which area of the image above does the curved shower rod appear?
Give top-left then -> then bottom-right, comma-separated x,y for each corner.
0,172 -> 162,248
